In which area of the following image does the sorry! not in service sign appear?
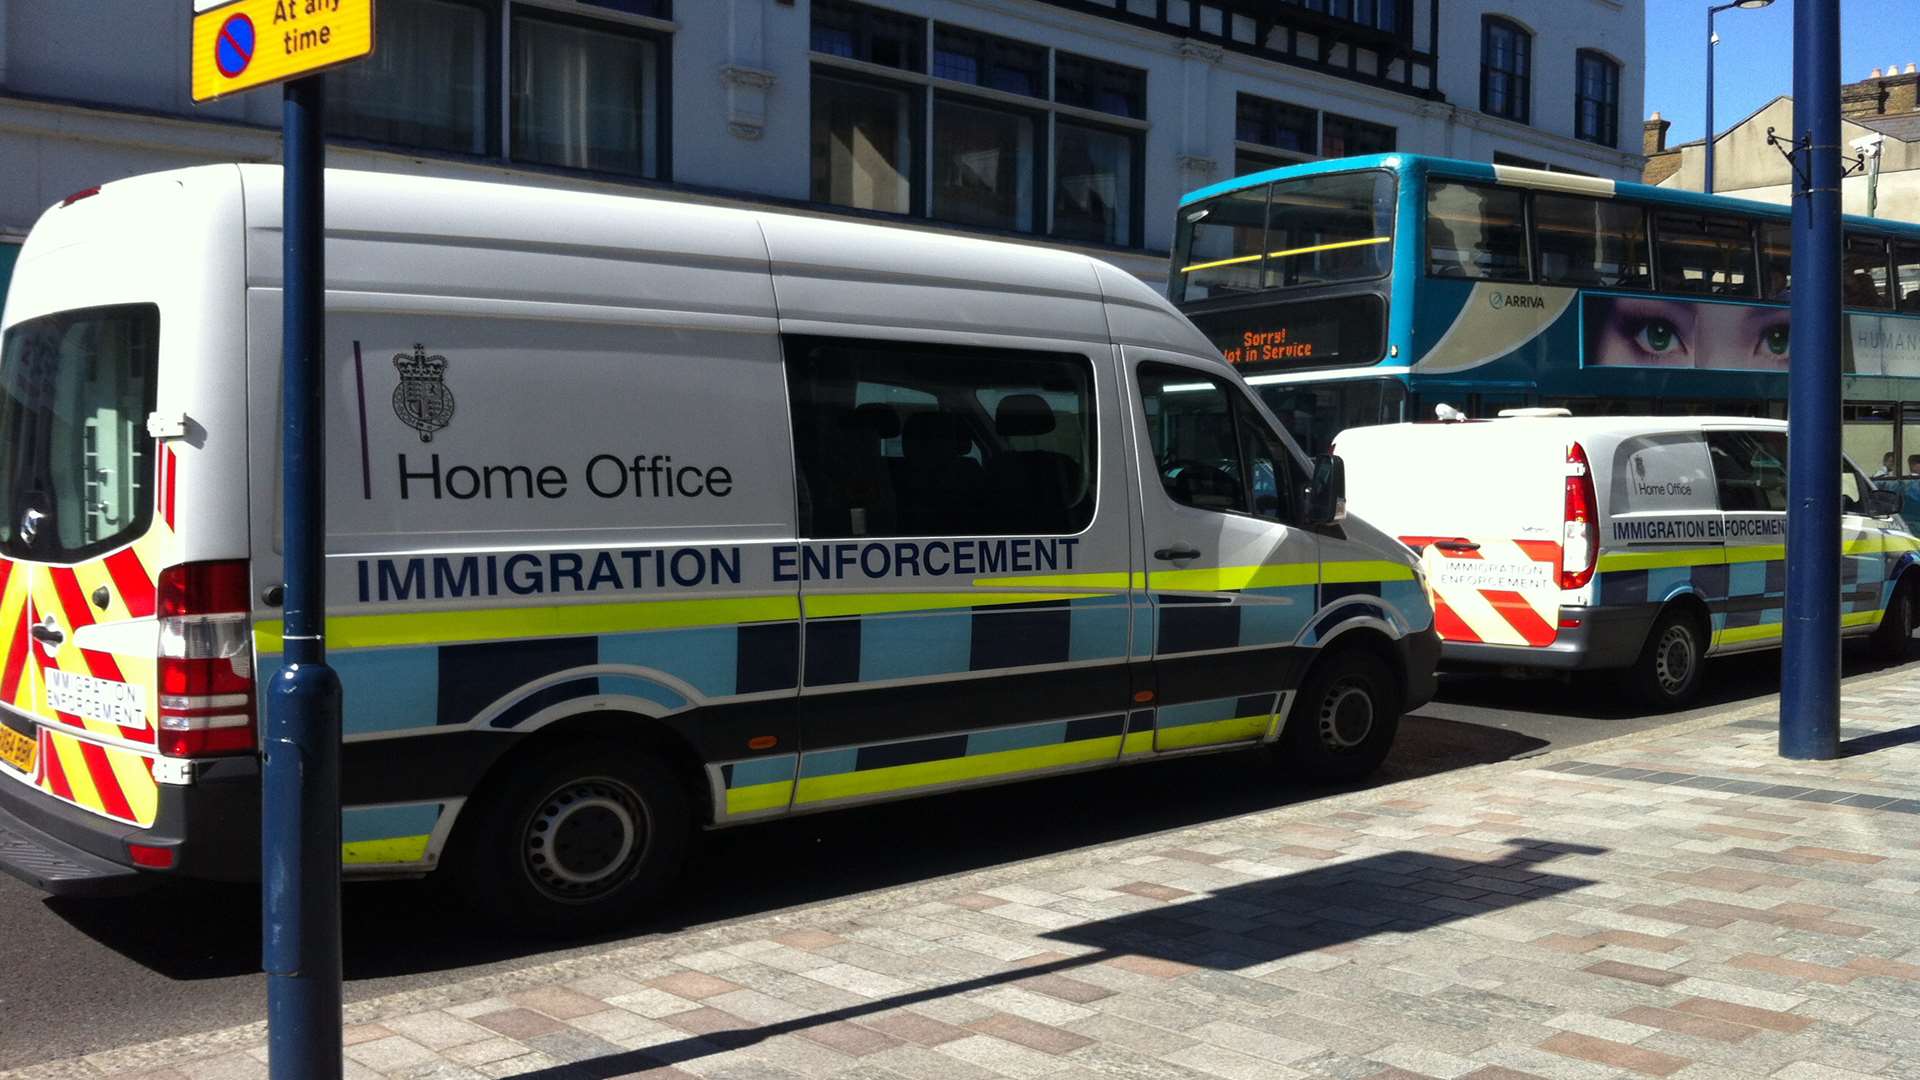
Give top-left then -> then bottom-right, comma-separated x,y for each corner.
191,0 -> 374,103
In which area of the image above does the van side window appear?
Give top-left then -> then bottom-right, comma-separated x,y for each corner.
1137,364 -> 1296,522
1235,395 -> 1299,523
1705,430 -> 1789,512
785,337 -> 1095,538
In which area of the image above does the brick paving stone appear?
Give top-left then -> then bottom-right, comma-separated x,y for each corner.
1582,961 -> 1686,988
472,1007 -> 567,1041
651,972 -> 747,1001
1538,1032 -> 1691,1077
794,1020 -> 901,1058
509,984 -> 612,1020
858,1010 -> 972,1047
1610,1007 -> 1756,1043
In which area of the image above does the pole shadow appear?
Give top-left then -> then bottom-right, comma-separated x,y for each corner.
500,838 -> 1604,1079
1839,723 -> 1920,757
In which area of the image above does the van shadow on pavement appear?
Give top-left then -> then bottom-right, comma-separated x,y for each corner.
501,840 -> 1604,1079
41,716 -> 1548,983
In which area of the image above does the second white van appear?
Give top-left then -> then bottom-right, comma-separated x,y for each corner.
1336,414 -> 1920,708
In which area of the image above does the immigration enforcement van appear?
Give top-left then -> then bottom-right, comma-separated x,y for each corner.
0,167 -> 1437,930
1335,413 -> 1920,709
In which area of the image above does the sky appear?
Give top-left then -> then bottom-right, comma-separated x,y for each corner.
1644,0 -> 1919,145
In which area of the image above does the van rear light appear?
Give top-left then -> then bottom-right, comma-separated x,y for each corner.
1560,442 -> 1599,590
156,561 -> 256,759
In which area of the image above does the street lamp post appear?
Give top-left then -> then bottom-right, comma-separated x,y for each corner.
1706,0 -> 1775,195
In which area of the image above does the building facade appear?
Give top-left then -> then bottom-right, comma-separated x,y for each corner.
1644,65 -> 1920,222
0,0 -> 1643,299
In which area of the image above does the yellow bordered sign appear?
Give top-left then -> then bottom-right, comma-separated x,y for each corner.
191,0 -> 375,103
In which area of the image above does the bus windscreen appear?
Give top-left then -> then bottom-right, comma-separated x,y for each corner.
1173,171 -> 1394,305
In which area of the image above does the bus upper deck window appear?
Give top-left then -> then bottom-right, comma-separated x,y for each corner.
1425,182 -> 1526,281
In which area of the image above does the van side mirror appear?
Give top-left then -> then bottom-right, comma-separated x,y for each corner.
1306,455 -> 1347,525
1866,487 -> 1903,518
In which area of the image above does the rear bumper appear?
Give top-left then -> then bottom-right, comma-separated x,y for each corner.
0,747 -> 261,896
1439,604 -> 1655,672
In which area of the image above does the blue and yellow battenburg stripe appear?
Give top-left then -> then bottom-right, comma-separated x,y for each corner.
268,557 -> 1431,855
1597,534 -> 1920,648
341,802 -> 449,866
714,693 -> 1285,817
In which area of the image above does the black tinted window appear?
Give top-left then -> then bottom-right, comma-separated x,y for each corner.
1706,430 -> 1788,512
1844,234 -> 1891,309
1655,212 -> 1756,297
0,305 -> 159,561
786,338 -> 1094,538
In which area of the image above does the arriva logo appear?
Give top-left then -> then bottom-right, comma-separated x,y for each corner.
1489,290 -> 1545,310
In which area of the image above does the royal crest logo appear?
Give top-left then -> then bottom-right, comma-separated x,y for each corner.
392,344 -> 454,442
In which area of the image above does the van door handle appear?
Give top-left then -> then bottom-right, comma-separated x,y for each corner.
28,620 -> 64,648
1435,540 -> 1481,553
1154,544 -> 1202,561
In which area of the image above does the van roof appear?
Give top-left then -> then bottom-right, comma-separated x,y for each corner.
192,165 -> 1215,357
1337,415 -> 1790,447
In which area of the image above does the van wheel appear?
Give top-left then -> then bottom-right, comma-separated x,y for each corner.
1627,610 -> 1706,710
1871,578 -> 1916,662
1275,649 -> 1402,784
455,740 -> 689,935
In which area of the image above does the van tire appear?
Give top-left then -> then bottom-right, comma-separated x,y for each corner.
454,739 -> 689,935
1871,577 -> 1916,662
1275,649 -> 1402,784
1626,609 -> 1707,710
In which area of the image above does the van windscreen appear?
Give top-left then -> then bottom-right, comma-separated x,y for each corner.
0,304 -> 159,561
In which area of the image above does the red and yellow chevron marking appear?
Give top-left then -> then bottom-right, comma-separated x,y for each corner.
8,443 -> 177,828
1409,536 -> 1562,648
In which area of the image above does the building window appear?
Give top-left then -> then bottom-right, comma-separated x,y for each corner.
1575,50 -> 1620,147
1321,113 -> 1395,157
510,10 -> 663,178
1237,94 -> 1317,157
933,96 -> 1040,233
811,4 -> 1147,247
1056,53 -> 1145,120
325,0 -> 492,155
933,26 -> 1045,97
1481,17 -> 1531,124
325,0 -> 671,177
812,73 -> 918,215
811,0 -> 923,71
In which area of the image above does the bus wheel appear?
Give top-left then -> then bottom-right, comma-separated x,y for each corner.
1275,648 -> 1402,784
1871,577 -> 1916,662
457,740 -> 689,935
1627,609 -> 1706,710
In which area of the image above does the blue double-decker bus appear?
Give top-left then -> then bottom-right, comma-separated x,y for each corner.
1170,154 -> 1920,505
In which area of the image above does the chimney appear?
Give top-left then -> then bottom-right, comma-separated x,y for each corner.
1871,67 -> 1884,78
1643,112 -> 1671,156
1907,63 -> 1917,74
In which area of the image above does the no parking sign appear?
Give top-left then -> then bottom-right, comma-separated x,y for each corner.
190,0 -> 374,103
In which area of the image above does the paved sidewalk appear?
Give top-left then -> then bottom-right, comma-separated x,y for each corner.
10,671 -> 1920,1080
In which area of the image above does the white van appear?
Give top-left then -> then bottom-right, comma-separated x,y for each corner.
1336,414 -> 1920,709
0,166 -> 1437,930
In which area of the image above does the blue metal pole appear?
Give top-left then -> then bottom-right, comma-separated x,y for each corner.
1705,7 -> 1716,195
263,75 -> 345,1076
1781,0 -> 1842,761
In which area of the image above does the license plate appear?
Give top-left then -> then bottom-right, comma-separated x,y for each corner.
0,725 -> 34,775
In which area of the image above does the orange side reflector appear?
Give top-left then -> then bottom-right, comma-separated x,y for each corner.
747,735 -> 778,750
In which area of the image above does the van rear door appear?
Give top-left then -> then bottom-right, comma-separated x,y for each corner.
0,304 -> 166,828
1342,425 -> 1564,648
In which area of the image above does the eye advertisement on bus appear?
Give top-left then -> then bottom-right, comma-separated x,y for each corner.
1582,295 -> 1920,376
